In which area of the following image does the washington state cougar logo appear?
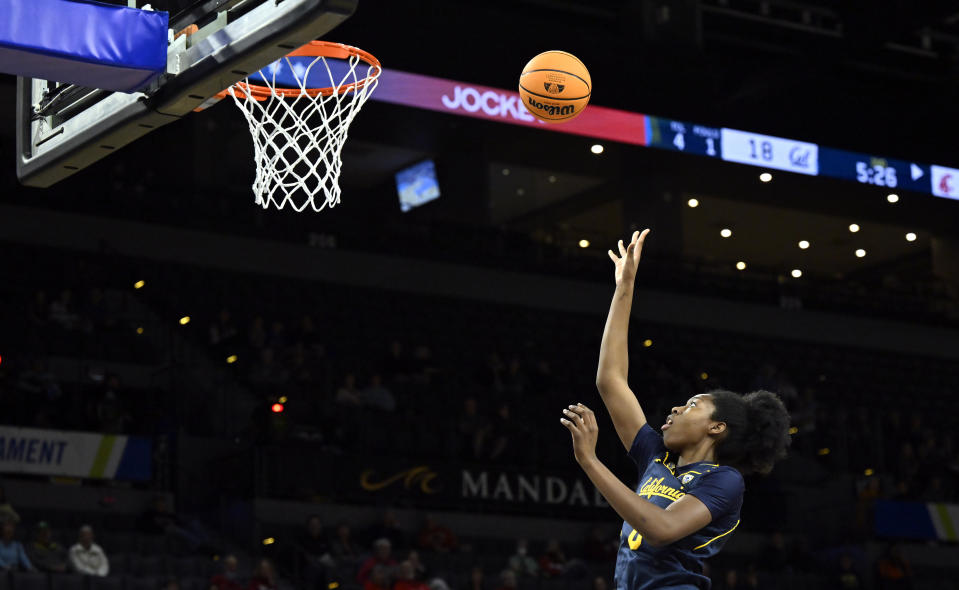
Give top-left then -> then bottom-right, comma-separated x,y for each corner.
544,82 -> 565,94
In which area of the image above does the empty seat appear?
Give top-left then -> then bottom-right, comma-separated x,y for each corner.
11,573 -> 49,590
48,575 -> 85,590
87,577 -> 123,590
123,577 -> 160,590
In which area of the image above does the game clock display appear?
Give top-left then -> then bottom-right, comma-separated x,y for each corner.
818,148 -> 930,193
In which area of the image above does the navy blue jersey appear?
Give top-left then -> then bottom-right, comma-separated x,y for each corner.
613,424 -> 744,590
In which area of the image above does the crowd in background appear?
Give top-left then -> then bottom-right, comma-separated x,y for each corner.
0,242 -> 957,590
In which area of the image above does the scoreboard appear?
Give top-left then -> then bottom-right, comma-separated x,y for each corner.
645,114 -> 955,200
372,69 -> 959,202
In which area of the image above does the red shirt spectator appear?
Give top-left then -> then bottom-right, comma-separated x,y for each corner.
358,539 -> 397,584
416,516 -> 458,553
392,560 -> 429,590
247,558 -> 277,590
210,555 -> 244,590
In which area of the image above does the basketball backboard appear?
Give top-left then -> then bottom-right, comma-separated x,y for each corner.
15,0 -> 357,188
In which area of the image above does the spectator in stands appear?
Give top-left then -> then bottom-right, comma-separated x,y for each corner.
139,495 -> 176,534
336,374 -> 362,406
592,577 -> 608,590
357,538 -> 397,584
331,522 -> 360,564
0,521 -> 34,572
210,308 -> 239,348
383,340 -> 409,383
365,564 -> 391,590
29,290 -> 49,328
0,486 -> 20,523
920,475 -> 948,502
493,569 -> 517,590
248,317 -> 267,350
392,560 -> 428,590
96,375 -> 129,433
28,521 -> 67,573
468,567 -> 486,590
405,551 -> 428,581
360,374 -> 396,412
835,553 -> 862,589
759,531 -> 790,573
416,515 -> 456,553
506,539 -> 537,578
876,544 -> 913,590
210,554 -> 244,590
719,568 -> 740,590
68,525 -> 108,576
456,397 -> 486,460
249,348 -> 289,386
537,539 -> 566,578
298,515 -> 334,590
582,527 -> 617,562
365,511 -> 407,551
487,402 -> 517,461
267,321 -> 288,352
138,495 -> 212,554
297,315 -> 320,351
49,289 -> 80,330
248,558 -> 277,590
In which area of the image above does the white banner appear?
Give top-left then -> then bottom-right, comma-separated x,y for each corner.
0,426 -> 130,479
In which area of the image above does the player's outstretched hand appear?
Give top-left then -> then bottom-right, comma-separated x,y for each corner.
608,229 -> 650,287
560,403 -> 599,465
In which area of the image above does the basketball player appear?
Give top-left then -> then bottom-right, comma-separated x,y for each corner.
560,229 -> 791,590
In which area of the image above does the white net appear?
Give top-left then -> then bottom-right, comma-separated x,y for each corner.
227,46 -> 380,212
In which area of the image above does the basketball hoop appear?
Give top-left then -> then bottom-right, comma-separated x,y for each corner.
222,41 -> 381,212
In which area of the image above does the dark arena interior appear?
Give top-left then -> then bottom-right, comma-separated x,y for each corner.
1,1 -> 959,589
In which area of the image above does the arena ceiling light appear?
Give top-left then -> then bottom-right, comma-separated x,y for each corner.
791,269 -> 802,278
906,232 -> 917,242
590,144 -> 604,154
759,172 -> 772,182
736,261 -> 746,270
687,198 -> 699,208
798,240 -> 810,249
720,228 -> 732,238
887,193 -> 899,203
849,223 -> 860,232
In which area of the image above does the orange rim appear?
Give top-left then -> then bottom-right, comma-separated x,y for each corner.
217,41 -> 381,101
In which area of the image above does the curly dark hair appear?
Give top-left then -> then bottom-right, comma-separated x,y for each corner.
707,389 -> 791,475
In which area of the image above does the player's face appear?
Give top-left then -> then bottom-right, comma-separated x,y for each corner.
661,394 -> 718,449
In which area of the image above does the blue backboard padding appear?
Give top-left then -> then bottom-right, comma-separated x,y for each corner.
0,0 -> 168,92
248,56 -> 362,90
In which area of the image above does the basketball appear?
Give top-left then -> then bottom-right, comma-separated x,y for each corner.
519,50 -> 591,123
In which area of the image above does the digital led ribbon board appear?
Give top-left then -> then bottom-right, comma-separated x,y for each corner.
371,69 -> 959,201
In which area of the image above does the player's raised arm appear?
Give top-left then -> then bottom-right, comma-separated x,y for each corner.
596,229 -> 650,450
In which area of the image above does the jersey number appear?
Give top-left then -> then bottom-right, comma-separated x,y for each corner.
628,529 -> 643,550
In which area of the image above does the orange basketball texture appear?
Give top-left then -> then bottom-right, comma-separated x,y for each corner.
519,51 -> 591,123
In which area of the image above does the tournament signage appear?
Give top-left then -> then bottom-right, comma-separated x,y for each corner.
371,70 -> 649,148
0,426 -> 152,481
345,461 -> 609,516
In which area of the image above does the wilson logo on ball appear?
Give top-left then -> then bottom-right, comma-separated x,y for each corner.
526,96 -> 575,117
544,82 -> 565,94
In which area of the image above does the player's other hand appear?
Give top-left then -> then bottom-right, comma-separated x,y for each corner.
560,403 -> 599,465
608,229 -> 650,286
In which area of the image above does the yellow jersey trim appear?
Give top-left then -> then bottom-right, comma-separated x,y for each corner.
693,519 -> 740,550
640,491 -> 687,502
